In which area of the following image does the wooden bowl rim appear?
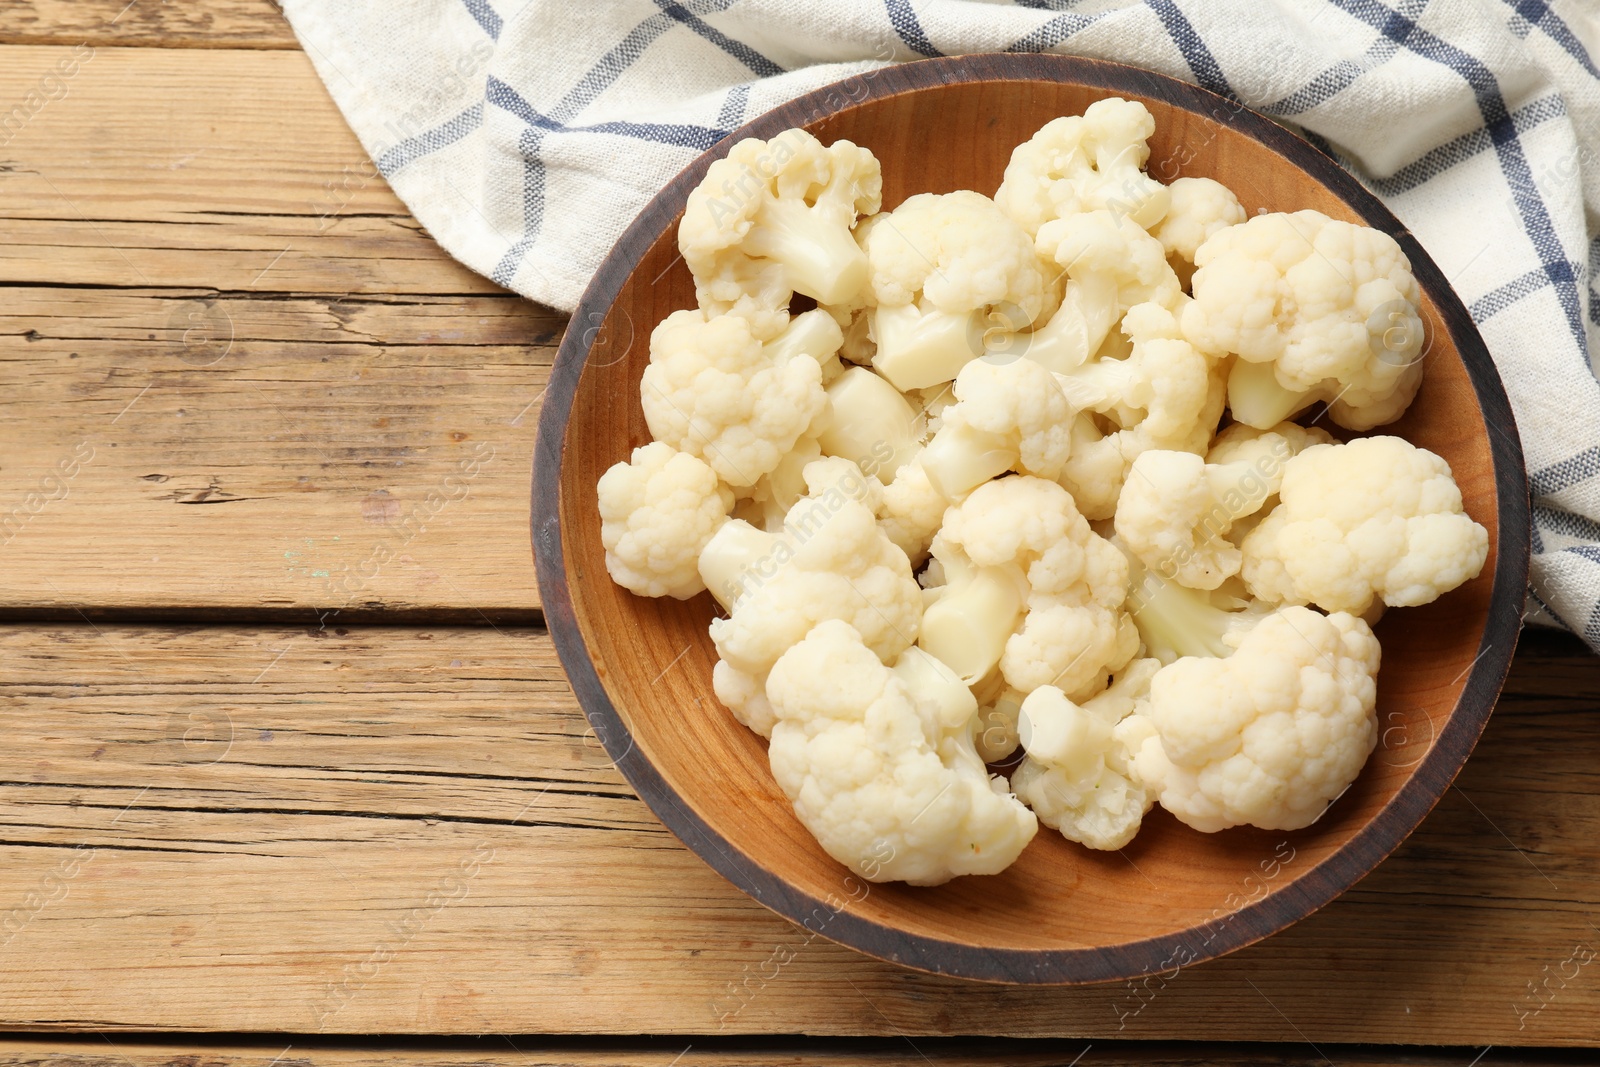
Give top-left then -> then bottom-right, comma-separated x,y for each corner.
532,53 -> 1531,984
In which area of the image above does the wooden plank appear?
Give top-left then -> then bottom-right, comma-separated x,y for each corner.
0,1038 -> 1583,1067
0,625 -> 1595,1043
0,288 -> 560,620
0,46 -> 498,294
0,2 -> 297,49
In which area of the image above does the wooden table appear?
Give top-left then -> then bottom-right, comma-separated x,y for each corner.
1,4 -> 1597,1064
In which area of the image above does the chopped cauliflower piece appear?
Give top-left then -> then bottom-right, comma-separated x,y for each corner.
1241,436 -> 1489,615
935,476 -> 1138,695
995,97 -> 1171,238
863,191 -> 1049,390
877,457 -> 946,566
640,309 -> 828,488
597,442 -> 734,599
1154,176 -> 1246,265
1181,210 -> 1425,430
816,366 -> 923,484
697,458 -> 919,735
1114,449 -> 1280,590
766,620 -> 1037,885
764,306 -> 847,384
1011,658 -> 1162,849
679,128 -> 881,337
919,355 -> 1075,501
1130,607 -> 1381,832
1056,302 -> 1226,519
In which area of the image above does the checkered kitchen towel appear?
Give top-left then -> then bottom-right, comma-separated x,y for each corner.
279,0 -> 1600,650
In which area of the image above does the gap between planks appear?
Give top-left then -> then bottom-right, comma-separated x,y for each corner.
0,624 -> 1595,1041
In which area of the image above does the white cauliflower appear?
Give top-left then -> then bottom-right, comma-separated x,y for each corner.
863,191 -> 1049,390
697,458 -> 919,736
596,442 -> 734,599
679,128 -> 881,338
935,476 -> 1138,696
1180,210 -> 1425,430
1055,302 -> 1226,519
815,366 -> 923,484
1129,606 -> 1382,832
1205,420 -> 1337,468
919,355 -> 1075,501
1011,658 -> 1162,850
765,306 -> 847,384
766,620 -> 1038,885
1154,176 -> 1246,266
640,309 -> 827,488
1241,436 -> 1489,615
877,457 -> 946,566
1114,449 -> 1282,591
975,682 -> 1024,764
995,97 -> 1170,238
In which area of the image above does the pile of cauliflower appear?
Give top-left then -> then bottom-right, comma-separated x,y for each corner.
596,102 -> 1489,886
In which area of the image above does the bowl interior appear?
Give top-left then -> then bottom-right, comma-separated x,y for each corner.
549,66 -> 1509,977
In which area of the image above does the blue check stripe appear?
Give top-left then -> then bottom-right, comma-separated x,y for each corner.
487,76 -> 728,150
460,0 -> 502,40
1144,0 -> 1231,97
1365,93 -> 1566,196
1329,0 -> 1589,361
885,0 -> 943,58
1470,260 -> 1583,321
716,83 -> 750,128
1531,444 -> 1600,497
1259,2 -> 1423,119
655,1 -> 784,77
1007,12 -> 1102,53
377,103 -> 484,178
1535,504 -> 1600,544
1502,0 -> 1600,80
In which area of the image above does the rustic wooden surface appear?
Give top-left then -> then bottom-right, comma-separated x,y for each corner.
0,1038 -> 1594,1067
1,0 -> 1598,1057
0,626 -> 1595,1042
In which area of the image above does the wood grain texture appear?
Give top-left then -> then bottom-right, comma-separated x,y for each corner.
0,2 -> 297,49
0,287 -> 558,620
0,1038 -> 1591,1067
0,46 -> 497,294
0,42 -> 561,620
0,625 -> 1593,1042
538,54 -> 1528,986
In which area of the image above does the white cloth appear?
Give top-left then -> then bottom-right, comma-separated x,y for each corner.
280,0 -> 1600,650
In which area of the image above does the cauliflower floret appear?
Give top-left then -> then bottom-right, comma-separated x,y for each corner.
596,442 -> 734,599
878,457 -> 946,566
975,682 -> 1024,764
679,128 -> 881,338
1180,210 -> 1425,430
863,191 -> 1049,390
816,366 -> 923,484
1114,449 -> 1282,591
1129,606 -> 1381,832
1241,436 -> 1489,615
1205,420 -> 1337,467
765,306 -> 847,384
1056,302 -> 1226,519
933,476 -> 1138,695
918,355 -> 1074,501
766,620 -> 1038,885
1011,658 -> 1162,849
995,97 -> 1171,238
1154,176 -> 1246,266
640,309 -> 827,488
698,458 -> 919,736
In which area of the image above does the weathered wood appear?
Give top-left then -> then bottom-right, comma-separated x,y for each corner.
0,46 -> 496,294
0,2 -> 297,49
0,625 -> 1594,1042
0,1037 -> 1583,1067
0,288 -> 559,621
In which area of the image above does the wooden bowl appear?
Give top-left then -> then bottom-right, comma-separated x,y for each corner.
532,55 -> 1530,984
